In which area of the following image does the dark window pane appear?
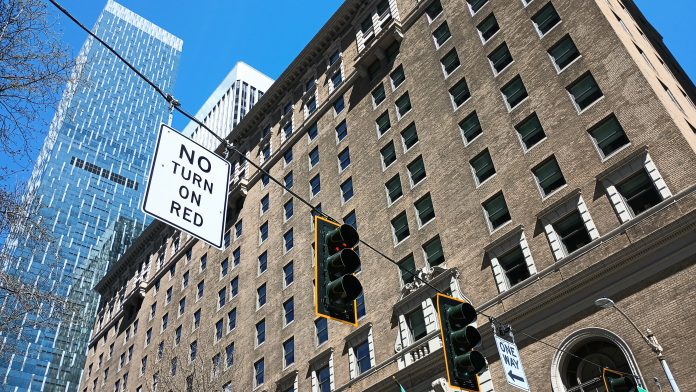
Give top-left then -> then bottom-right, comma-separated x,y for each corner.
477,14 -> 499,41
533,3 -> 561,35
616,170 -> 662,216
498,246 -> 530,287
460,112 -> 483,143
516,113 -> 546,149
554,211 -> 592,253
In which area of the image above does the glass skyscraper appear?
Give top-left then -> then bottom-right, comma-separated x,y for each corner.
0,1 -> 182,390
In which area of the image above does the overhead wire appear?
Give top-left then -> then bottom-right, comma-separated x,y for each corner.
48,0 -> 640,381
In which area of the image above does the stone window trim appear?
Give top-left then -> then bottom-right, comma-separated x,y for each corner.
309,349 -> 335,392
537,191 -> 600,260
596,148 -> 671,223
275,370 -> 299,392
484,225 -> 537,293
346,325 -> 376,379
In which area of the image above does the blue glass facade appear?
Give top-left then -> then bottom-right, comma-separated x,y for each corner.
0,1 -> 181,390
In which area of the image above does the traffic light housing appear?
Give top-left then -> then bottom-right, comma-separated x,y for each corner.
314,216 -> 362,326
603,368 -> 638,392
436,293 -> 486,391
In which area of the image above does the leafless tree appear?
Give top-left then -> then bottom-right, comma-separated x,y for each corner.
146,331 -> 229,392
0,0 -> 71,173
0,0 -> 73,365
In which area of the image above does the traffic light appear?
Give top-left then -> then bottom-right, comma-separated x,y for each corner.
603,368 -> 639,392
436,293 -> 486,391
314,216 -> 362,326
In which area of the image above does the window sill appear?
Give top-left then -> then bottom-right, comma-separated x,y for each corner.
489,219 -> 513,235
506,96 -> 530,113
540,184 -> 568,201
599,143 -> 631,163
492,61 -> 514,78
475,174 -> 496,189
521,137 -> 547,154
480,30 -> 500,46
554,55 -> 582,74
576,96 -> 605,115
537,22 -> 562,39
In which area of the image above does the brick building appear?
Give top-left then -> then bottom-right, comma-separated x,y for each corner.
79,0 -> 696,391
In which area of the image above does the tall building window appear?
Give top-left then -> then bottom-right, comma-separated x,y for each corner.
449,78 -> 471,108
189,341 -> 197,362
354,340 -> 373,375
406,307 -> 427,341
552,210 -> 593,255
441,49 -> 461,76
259,221 -> 268,243
516,113 -> 546,151
423,236 -> 445,266
215,319 -> 223,341
234,220 -> 243,239
568,73 -> 603,111
415,194 -> 436,227
376,111 -> 391,136
432,22 -> 451,48
199,253 -> 207,272
425,0 -> 443,22
532,3 -> 561,36
315,318 -> 329,345
497,246 -> 531,288
284,229 -> 294,252
487,231 -> 537,292
196,280 -> 204,300
230,277 -> 239,297
398,255 -> 416,285
548,35 -> 580,71
310,174 -> 321,198
316,364 -> 331,392
401,122 -> 419,151
254,358 -> 264,387
308,122 -> 318,141
309,146 -> 320,168
283,338 -> 295,368
533,156 -> 566,196
193,309 -> 201,330
390,66 -> 406,90
391,212 -> 410,244
466,0 -> 488,14
356,293 -> 366,318
488,43 -> 513,75
483,192 -> 512,231
588,115 -> 629,158
283,262 -> 294,287
226,343 -> 235,368
460,112 -> 482,144
338,148 -> 351,172
283,298 -> 295,325
284,148 -> 293,166
470,149 -> 496,185
372,84 -> 386,107
284,171 -> 294,190
284,199 -> 294,221
258,252 -> 268,275
333,96 -> 345,115
233,247 -> 241,267
341,178 -> 354,204
477,14 -> 499,43
256,319 -> 266,345
260,194 -> 269,215
380,142 -> 397,169
228,308 -> 237,331
407,156 -> 427,186
218,288 -> 226,308
501,76 -> 529,110
220,258 -> 228,278
257,284 -> 267,309
336,120 -> 348,142
395,93 -> 412,119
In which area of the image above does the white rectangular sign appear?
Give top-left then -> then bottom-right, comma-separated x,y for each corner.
143,124 -> 230,248
495,335 -> 530,391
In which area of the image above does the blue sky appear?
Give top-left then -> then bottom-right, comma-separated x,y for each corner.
49,0 -> 694,132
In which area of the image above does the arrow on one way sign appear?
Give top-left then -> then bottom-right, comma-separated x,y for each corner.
495,335 -> 530,391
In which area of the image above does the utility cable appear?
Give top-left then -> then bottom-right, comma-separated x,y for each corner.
48,0 -> 639,381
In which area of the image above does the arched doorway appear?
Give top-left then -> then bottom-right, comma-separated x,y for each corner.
551,328 -> 645,392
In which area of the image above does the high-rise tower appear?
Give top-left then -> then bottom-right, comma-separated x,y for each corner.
0,1 -> 182,390
183,61 -> 274,151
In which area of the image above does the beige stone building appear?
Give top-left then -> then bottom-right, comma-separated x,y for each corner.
79,0 -> 696,391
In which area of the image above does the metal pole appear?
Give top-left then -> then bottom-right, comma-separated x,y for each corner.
613,303 -> 681,392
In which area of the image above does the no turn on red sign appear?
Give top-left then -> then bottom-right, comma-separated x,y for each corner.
143,124 -> 230,248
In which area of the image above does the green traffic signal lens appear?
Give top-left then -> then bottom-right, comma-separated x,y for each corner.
451,325 -> 481,353
609,376 -> 636,392
326,224 -> 359,250
453,350 -> 487,375
326,249 -> 360,277
326,274 -> 363,304
446,302 -> 477,328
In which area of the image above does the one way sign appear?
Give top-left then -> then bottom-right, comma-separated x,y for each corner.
495,335 -> 530,391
